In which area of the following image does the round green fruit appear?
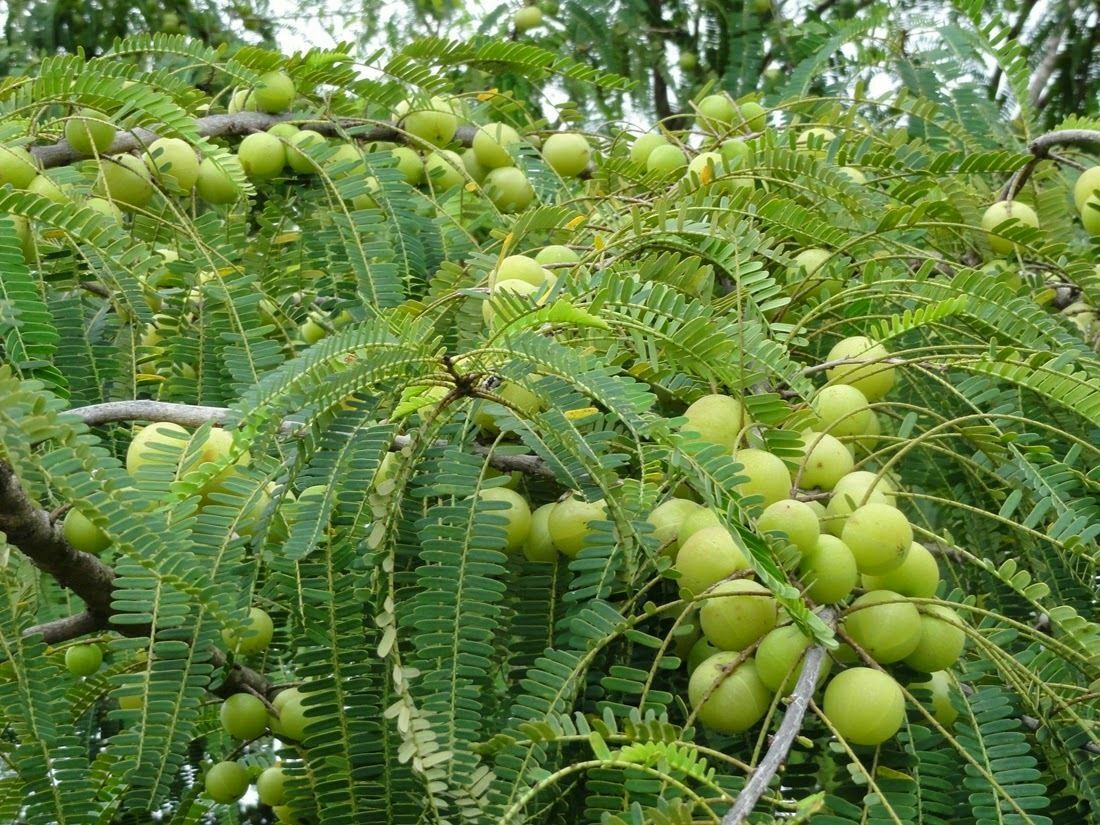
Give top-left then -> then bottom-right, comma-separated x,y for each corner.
862,541 -> 939,598
629,133 -> 669,166
811,385 -> 871,438
196,158 -> 240,203
482,277 -> 543,327
325,143 -> 366,178
700,578 -> 777,651
903,604 -> 966,672
461,147 -> 489,182
678,52 -> 698,71
285,129 -> 325,174
267,122 -> 299,140
484,166 -> 534,212
680,393 -> 749,450
473,122 -> 523,169
838,166 -> 866,184
688,653 -> 773,733
144,137 -> 199,191
228,87 -> 259,113
514,5 -> 543,32
757,498 -> 820,554
389,146 -> 423,185
222,606 -> 274,654
798,127 -> 836,155
220,692 -> 269,739
824,336 -> 896,401
542,132 -> 591,177
733,449 -> 792,508
1081,195 -> 1100,235
823,470 -> 896,536
0,144 -> 39,188
696,94 -> 736,131
65,108 -> 116,155
534,244 -> 579,267
205,760 -> 250,804
646,144 -> 687,176
676,507 -> 722,547
822,667 -> 905,746
546,495 -> 606,557
909,670 -> 958,726
403,96 -> 458,147
734,100 -> 767,131
1073,165 -> 1100,210
687,636 -> 720,672
62,508 -> 110,554
269,687 -> 307,741
424,149 -> 464,189
126,422 -> 189,475
646,497 -> 701,555
841,502 -> 912,574
95,154 -> 155,208
253,70 -> 296,113
85,197 -> 124,223
65,644 -> 103,676
478,487 -> 532,552
799,534 -> 858,603
523,502 -> 558,563
756,625 -> 831,694
674,526 -> 750,597
981,200 -> 1039,255
237,132 -> 286,180
257,765 -> 287,806
27,174 -> 72,204
490,254 -> 548,288
796,431 -> 854,491
843,590 -> 922,663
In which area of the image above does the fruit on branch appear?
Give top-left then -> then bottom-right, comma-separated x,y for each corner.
0,144 -> 39,188
1082,196 -> 1100,235
646,497 -> 702,555
534,244 -> 579,267
478,487 -> 533,552
755,624 -> 831,694
424,149 -> 464,189
822,667 -> 905,746
125,422 -> 189,475
1072,166 -> 1100,210
861,541 -> 940,597
699,578 -> 778,651
981,200 -> 1039,255
28,173 -> 74,203
402,96 -> 459,147
62,507 -> 110,554
796,431 -> 854,491
490,254 -> 550,288
389,146 -> 423,185
324,143 -> 366,178
1062,301 -> 1097,336
678,52 -> 698,71
824,336 -> 895,401
196,158 -> 240,203
85,197 -> 124,222
732,448 -> 792,508
514,5 -> 544,32
903,604 -> 966,672
285,129 -> 325,173
222,607 -> 275,654
94,155 -> 155,208
483,167 -> 535,212
688,653 -> 773,733
474,122 -> 523,168
734,100 -> 767,132
680,393 -> 749,450
461,147 -> 489,182
64,644 -> 103,676
546,494 -> 607,557
799,534 -> 858,603
629,133 -> 669,166
269,686 -> 307,741
64,108 -> 116,155
228,87 -> 260,113
797,127 -> 836,156
220,692 -> 269,739
257,765 -> 287,806
823,469 -> 896,536
542,132 -> 591,177
720,137 -> 751,168
646,144 -> 688,176
268,123 -> 299,140
676,507 -> 722,546
838,166 -> 866,184
523,502 -> 558,562
674,526 -> 750,597
205,760 -> 250,804
841,502 -> 912,574
695,94 -> 736,133
143,137 -> 199,192
909,670 -> 958,726
843,589 -> 922,663
686,151 -> 751,193
687,637 -> 720,672
238,132 -> 286,180
811,385 -> 871,438
482,277 -> 545,326
757,498 -> 820,554
253,70 -> 296,113
472,380 -> 543,432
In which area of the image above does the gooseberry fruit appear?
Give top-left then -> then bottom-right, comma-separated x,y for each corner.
284,129 -> 325,173
253,70 -> 296,113
534,244 -> 579,267
196,158 -> 240,203
646,144 -> 687,176
403,96 -> 459,147
646,498 -> 701,555
126,422 -> 189,475
237,132 -> 286,180
687,636 -> 720,672
733,449 -> 792,507
1073,166 -> 1100,210
696,94 -> 736,131
490,254 -> 548,288
674,526 -> 750,597
824,336 -> 895,401
85,197 -> 124,223
95,155 -> 155,208
981,200 -> 1039,255
269,687 -> 307,741
680,393 -> 749,450
630,133 -> 669,166
811,385 -> 871,437
473,123 -> 523,168
843,590 -> 922,663
483,167 -> 534,212
756,625 -> 831,694
546,495 -> 606,557
909,670 -> 958,726
65,108 -> 116,155
0,144 -> 39,188
700,578 -> 777,651
222,606 -> 274,654
220,693 -> 269,739
841,502 -> 912,574
65,644 -> 103,676
796,431 -> 854,491
523,502 -> 558,563
757,498 -> 820,554
515,6 -> 543,31
675,507 -> 722,547
205,761 -> 250,804
862,541 -> 940,598
257,765 -> 287,806
799,534 -> 858,604
461,147 -> 489,182
478,487 -> 532,552
822,667 -> 905,746
27,174 -> 72,204
903,604 -> 966,672
62,507 -> 111,554
688,653 -> 773,733
542,132 -> 591,177
424,149 -> 464,189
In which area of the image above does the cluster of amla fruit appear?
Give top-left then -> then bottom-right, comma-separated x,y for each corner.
647,335 -> 966,744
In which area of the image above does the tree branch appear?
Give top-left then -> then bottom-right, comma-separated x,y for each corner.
999,129 -> 1100,201
722,608 -> 836,824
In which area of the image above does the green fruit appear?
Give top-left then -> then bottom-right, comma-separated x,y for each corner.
862,542 -> 940,598
757,499 -> 820,554
402,96 -> 459,146
144,137 -> 199,191
257,766 -> 287,806
687,636 -> 720,672
688,653 -> 773,733
909,670 -> 958,726
841,502 -> 911,574
903,605 -> 966,672
196,158 -> 240,203
646,144 -> 687,176
824,336 -> 896,401
798,127 -> 835,156
811,385 -> 871,438
838,166 -> 866,184
678,52 -> 698,71
514,5 -> 543,31
253,70 -> 296,113
64,644 -> 103,676
680,393 -> 750,450
720,138 -> 750,168
269,687 -> 307,741
734,100 -> 767,131
1081,194 -> 1100,235
205,761 -> 250,804
675,526 -> 750,597
646,497 -> 701,555
483,167 -> 534,212
696,94 -> 736,131
126,422 -> 189,475
424,149 -> 464,189
796,431 -> 854,491
483,277 -> 543,327
473,123 -> 523,169
267,122 -> 299,140
789,247 -> 841,299
542,132 -> 591,177
0,145 -> 39,188
843,590 -> 922,663
546,495 -> 606,557
1073,166 -> 1100,210
479,487 -> 532,552
95,155 -> 155,208
523,502 -> 558,563
325,143 -> 366,178
676,507 -> 722,547
219,693 -> 269,739
85,197 -> 124,223
461,147 -> 489,182
630,133 -> 669,166
28,174 -> 73,204
390,147 -> 423,185
238,132 -> 286,180
981,200 -> 1039,255
222,606 -> 274,654
799,534 -> 858,603
285,129 -> 325,174
700,578 -> 777,651
228,87 -> 259,113
822,667 -> 905,746
823,470 -> 895,536
733,449 -> 792,508
490,254 -> 548,288
756,625 -> 831,694
65,108 -> 116,155
534,244 -> 579,266
63,508 -> 110,554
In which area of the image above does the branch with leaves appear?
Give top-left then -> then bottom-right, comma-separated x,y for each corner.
999,129 -> 1100,201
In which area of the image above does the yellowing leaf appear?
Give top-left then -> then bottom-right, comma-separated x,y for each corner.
564,406 -> 598,420
477,89 -> 499,102
565,214 -> 587,231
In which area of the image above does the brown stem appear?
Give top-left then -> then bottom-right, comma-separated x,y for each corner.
999,128 -> 1100,201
